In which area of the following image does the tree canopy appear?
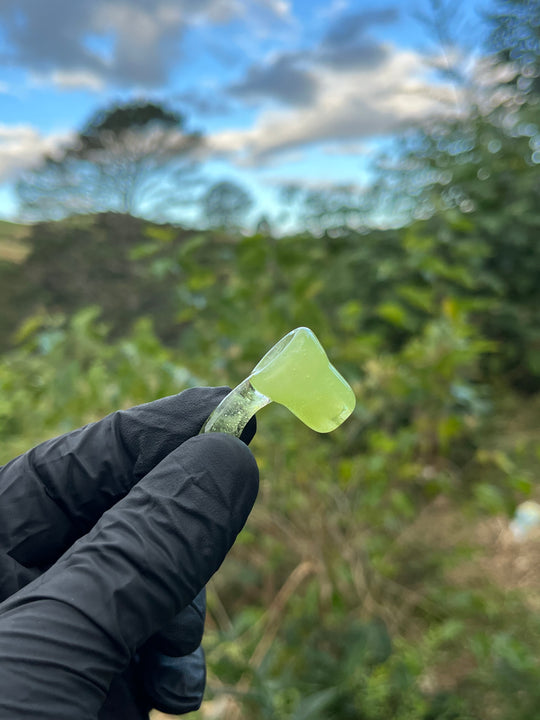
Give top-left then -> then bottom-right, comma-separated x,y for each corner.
16,101 -> 204,220
488,0 -> 540,97
200,180 -> 254,229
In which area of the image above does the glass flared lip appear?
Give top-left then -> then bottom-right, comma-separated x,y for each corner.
250,327 -> 313,378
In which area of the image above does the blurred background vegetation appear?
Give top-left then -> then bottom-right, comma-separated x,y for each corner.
1,1 -> 540,718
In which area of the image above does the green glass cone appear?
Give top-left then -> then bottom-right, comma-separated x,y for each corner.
249,327 -> 355,433
203,327 -> 356,436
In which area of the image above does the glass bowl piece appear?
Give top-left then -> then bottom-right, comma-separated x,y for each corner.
202,327 -> 356,436
249,327 -> 355,433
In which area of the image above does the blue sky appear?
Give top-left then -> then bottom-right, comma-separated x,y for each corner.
0,0 -> 489,225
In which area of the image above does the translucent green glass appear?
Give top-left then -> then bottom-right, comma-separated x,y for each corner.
203,327 -> 356,437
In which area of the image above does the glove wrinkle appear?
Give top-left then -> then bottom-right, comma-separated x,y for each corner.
0,453 -> 75,577
31,419 -> 141,532
0,598 -> 126,719
0,555 -> 40,601
117,387 -> 232,482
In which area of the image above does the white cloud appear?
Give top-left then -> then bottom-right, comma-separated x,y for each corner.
209,47 -> 457,165
0,125 -> 73,183
53,70 -> 105,91
155,3 -> 184,24
90,1 -> 184,86
202,0 -> 244,23
265,176 -> 365,193
255,0 -> 292,18
322,141 -> 370,156
34,70 -> 105,92
93,3 -> 168,47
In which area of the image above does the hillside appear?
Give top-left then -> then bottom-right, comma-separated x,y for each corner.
0,213 -> 193,350
0,219 -> 30,262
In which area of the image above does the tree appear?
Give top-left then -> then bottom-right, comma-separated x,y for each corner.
359,1 -> 540,389
488,0 -> 540,99
254,214 -> 273,236
16,101 -> 204,220
279,182 -> 365,235
200,180 -> 254,229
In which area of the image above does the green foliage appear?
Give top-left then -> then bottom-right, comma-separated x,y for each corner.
3,220 -> 540,719
79,101 -> 184,141
0,308 -> 197,463
373,105 -> 540,389
488,0 -> 540,98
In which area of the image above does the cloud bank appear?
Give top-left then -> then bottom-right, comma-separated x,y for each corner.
0,0 -> 290,89
0,3 -> 457,184
212,8 -> 454,165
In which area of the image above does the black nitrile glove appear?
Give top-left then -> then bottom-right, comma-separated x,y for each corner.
0,387 -> 258,720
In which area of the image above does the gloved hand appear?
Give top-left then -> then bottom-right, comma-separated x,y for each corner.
0,387 -> 258,720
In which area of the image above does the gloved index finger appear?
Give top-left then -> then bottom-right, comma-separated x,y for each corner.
0,387 -> 233,577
